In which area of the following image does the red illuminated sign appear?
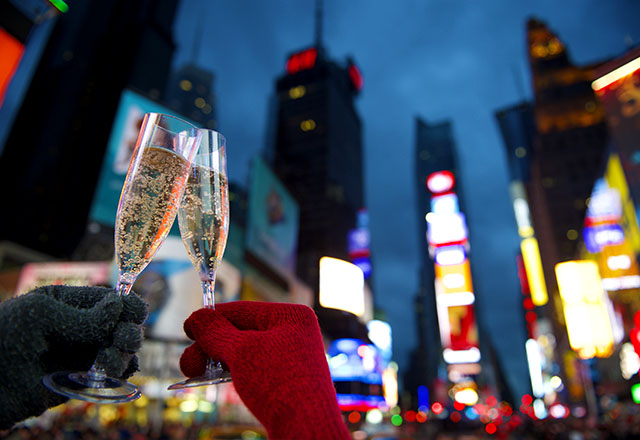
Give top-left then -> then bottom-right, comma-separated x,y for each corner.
426,171 -> 455,194
348,64 -> 363,91
0,28 -> 25,107
286,48 -> 318,75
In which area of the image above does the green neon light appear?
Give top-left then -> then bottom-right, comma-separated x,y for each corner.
632,383 -> 640,404
49,0 -> 69,13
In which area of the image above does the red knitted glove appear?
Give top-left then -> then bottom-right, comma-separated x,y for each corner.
180,301 -> 351,440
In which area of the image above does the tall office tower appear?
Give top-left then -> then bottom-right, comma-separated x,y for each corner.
405,118 -> 458,399
0,0 -> 179,258
525,18 -> 609,291
165,64 -> 216,130
268,45 -> 364,292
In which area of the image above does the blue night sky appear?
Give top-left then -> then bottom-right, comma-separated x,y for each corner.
171,0 -> 640,397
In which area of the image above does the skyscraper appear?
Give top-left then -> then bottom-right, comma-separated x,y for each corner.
0,0 -> 180,258
525,18 -> 609,285
165,63 -> 217,130
268,45 -> 364,294
406,118 -> 459,399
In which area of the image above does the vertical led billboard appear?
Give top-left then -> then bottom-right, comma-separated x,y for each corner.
426,170 -> 481,367
246,157 -> 299,276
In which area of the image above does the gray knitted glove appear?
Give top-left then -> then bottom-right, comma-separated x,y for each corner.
0,285 -> 148,430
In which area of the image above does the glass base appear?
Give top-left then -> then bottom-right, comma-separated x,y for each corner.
43,371 -> 141,403
167,369 -> 232,390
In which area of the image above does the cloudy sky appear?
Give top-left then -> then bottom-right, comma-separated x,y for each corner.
171,0 -> 640,397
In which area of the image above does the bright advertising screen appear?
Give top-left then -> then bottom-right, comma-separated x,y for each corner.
327,338 -> 385,411
245,157 -> 299,276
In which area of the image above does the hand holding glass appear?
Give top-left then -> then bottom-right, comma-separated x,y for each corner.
43,113 -> 201,403
168,129 -> 231,389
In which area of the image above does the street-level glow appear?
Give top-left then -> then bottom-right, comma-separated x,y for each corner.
592,56 -> 640,92
556,261 -> 614,358
526,339 -> 544,398
620,342 -> 640,380
443,348 -> 481,364
533,399 -> 548,419
520,238 -> 548,305
548,403 -> 567,419
319,257 -> 365,316
454,388 -> 479,406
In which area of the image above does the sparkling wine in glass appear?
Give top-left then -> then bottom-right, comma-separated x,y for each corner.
43,113 -> 201,403
168,129 -> 231,390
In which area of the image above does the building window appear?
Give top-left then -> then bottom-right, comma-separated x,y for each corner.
300,119 -> 316,132
289,85 -> 306,99
180,79 -> 192,91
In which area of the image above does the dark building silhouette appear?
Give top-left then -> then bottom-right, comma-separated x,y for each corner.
0,0 -> 180,258
268,45 -> 364,294
165,63 -> 216,129
405,118 -> 459,401
525,18 -> 609,284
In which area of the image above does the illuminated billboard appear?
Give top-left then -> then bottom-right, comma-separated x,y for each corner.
327,338 -> 385,411
593,51 -> 640,220
89,89 -> 197,235
435,260 -> 473,296
0,28 -> 24,107
319,257 -> 365,316
555,260 -> 614,359
246,157 -> 299,276
426,212 -> 468,247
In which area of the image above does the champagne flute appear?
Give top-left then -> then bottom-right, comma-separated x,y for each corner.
43,113 -> 201,403
168,129 -> 231,389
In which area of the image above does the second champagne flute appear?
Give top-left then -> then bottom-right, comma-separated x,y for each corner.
168,129 -> 231,389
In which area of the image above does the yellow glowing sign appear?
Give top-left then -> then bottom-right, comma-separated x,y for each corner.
435,260 -> 473,295
319,257 -> 365,316
605,153 -> 640,254
520,238 -> 548,306
555,261 -> 614,359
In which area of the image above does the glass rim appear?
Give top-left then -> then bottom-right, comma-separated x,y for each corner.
147,112 -> 200,136
197,128 -> 226,144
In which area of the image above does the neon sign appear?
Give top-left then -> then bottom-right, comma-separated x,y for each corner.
286,48 -> 318,75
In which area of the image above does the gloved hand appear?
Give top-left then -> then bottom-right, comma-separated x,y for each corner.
0,285 -> 148,430
180,301 -> 351,440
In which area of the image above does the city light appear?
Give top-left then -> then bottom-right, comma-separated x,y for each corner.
555,261 -> 614,358
454,388 -> 479,406
592,55 -> 640,92
520,238 -> 548,305
319,257 -> 365,316
426,170 -> 455,194
525,339 -> 544,398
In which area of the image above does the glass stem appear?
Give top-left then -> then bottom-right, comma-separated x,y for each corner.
116,281 -> 133,296
202,275 -> 223,374
202,275 -> 216,309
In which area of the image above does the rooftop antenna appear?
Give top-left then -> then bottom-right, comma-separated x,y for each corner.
511,63 -> 527,101
190,4 -> 205,63
315,0 -> 323,49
